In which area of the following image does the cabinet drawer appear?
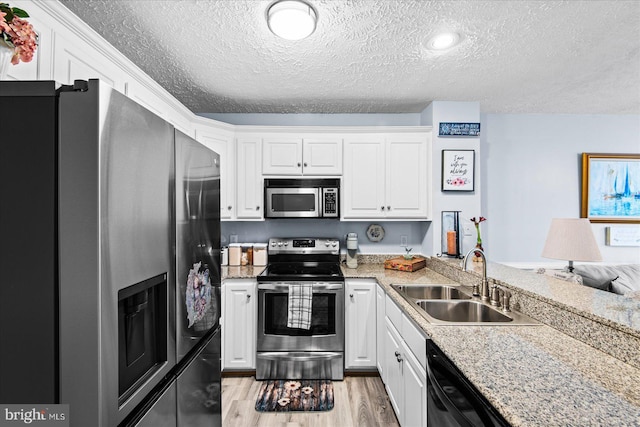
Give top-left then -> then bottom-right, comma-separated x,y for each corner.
402,313 -> 427,368
385,294 -> 403,332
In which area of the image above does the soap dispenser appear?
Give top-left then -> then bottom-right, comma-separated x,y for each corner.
346,233 -> 358,269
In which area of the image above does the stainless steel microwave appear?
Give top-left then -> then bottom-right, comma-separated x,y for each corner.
264,178 -> 339,218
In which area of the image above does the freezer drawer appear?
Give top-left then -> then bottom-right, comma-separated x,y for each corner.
135,382 -> 177,427
177,328 -> 222,427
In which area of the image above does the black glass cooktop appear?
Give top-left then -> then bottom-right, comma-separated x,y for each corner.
257,262 -> 344,282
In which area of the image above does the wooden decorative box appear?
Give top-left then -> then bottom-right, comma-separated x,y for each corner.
384,256 -> 426,272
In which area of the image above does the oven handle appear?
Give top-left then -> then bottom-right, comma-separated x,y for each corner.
257,282 -> 344,292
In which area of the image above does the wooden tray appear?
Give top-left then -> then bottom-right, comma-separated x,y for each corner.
384,256 -> 426,272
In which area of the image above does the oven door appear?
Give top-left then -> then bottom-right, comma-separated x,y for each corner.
257,282 -> 344,352
265,187 -> 320,218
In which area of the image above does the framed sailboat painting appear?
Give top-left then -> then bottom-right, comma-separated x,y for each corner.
581,153 -> 640,223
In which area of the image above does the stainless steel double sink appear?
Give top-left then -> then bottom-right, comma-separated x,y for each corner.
391,284 -> 540,326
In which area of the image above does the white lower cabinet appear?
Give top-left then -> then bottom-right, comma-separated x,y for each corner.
235,137 -> 263,219
376,284 -> 386,381
345,279 -> 377,369
382,294 -> 427,427
402,339 -> 427,427
222,279 -> 256,370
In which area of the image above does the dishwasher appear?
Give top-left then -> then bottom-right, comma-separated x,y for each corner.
427,340 -> 511,427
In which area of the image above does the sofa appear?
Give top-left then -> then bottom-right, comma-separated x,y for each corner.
538,264 -> 640,296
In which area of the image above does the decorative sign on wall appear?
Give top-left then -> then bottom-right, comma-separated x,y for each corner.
442,150 -> 475,192
605,226 -> 640,246
439,122 -> 481,137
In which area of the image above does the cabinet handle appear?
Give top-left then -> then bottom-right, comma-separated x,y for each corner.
256,206 -> 260,210
297,162 -> 301,167
349,294 -> 354,298
228,206 -> 232,210
381,206 -> 385,211
387,206 -> 391,210
247,294 -> 251,299
303,162 -> 308,167
394,351 -> 403,362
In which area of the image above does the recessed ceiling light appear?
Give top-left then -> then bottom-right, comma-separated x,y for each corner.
425,32 -> 461,50
267,0 -> 317,40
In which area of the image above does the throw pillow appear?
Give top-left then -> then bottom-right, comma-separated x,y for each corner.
573,264 -> 640,295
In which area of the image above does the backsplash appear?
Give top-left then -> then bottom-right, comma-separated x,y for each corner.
221,220 -> 431,254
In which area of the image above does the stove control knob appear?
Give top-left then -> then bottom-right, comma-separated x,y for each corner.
331,241 -> 338,247
271,241 -> 276,247
284,242 -> 289,246
325,241 -> 330,247
277,241 -> 283,247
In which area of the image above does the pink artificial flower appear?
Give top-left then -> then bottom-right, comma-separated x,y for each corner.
7,16 -> 37,64
1,5 -> 37,65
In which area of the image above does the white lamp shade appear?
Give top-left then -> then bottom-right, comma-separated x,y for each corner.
268,0 -> 317,40
541,218 -> 603,262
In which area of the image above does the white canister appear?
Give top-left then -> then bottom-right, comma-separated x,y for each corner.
221,247 -> 229,266
228,243 -> 242,266
253,243 -> 268,266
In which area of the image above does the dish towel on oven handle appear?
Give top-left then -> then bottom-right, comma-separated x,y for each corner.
287,282 -> 313,330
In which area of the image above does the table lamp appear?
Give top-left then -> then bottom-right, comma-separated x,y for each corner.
541,218 -> 602,272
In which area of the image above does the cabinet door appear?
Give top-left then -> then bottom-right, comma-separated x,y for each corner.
402,340 -> 427,427
236,137 -> 263,219
384,318 -> 404,425
262,137 -> 303,175
376,285 -> 386,382
385,134 -> 429,219
222,280 -> 256,370
345,280 -> 377,369
342,136 -> 386,218
195,128 -> 235,220
302,137 -> 343,175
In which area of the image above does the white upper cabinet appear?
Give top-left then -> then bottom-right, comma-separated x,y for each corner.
385,134 -> 430,218
342,135 -> 386,218
262,135 -> 342,176
236,137 -> 263,219
194,125 -> 235,220
262,136 -> 303,175
343,132 -> 430,220
301,137 -> 343,175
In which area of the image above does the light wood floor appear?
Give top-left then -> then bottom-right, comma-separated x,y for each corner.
222,376 -> 400,427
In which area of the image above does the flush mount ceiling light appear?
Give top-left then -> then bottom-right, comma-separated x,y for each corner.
267,0 -> 317,40
425,32 -> 461,51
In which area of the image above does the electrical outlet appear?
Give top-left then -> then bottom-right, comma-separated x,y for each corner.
463,225 -> 473,236
230,234 -> 238,243
400,235 -> 408,247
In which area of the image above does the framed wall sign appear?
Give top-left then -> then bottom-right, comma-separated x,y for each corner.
581,153 -> 640,223
442,150 -> 475,191
439,122 -> 481,137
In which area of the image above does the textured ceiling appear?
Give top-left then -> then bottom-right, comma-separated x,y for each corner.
59,0 -> 640,115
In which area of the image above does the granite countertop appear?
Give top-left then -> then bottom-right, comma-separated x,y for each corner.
343,263 -> 640,426
223,262 -> 640,426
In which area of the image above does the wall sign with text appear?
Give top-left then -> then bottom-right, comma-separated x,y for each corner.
442,150 -> 475,192
439,122 -> 481,137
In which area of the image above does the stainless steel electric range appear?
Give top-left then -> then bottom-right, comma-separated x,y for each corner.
256,238 -> 345,380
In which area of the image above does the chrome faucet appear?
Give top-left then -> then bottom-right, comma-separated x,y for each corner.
462,248 -> 490,301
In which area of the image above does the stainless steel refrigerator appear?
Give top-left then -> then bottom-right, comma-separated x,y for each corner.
0,79 -> 221,427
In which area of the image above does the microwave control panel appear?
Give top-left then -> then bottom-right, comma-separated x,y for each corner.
322,188 -> 338,217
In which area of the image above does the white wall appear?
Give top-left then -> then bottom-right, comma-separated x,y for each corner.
482,113 -> 640,264
420,102 -> 482,256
